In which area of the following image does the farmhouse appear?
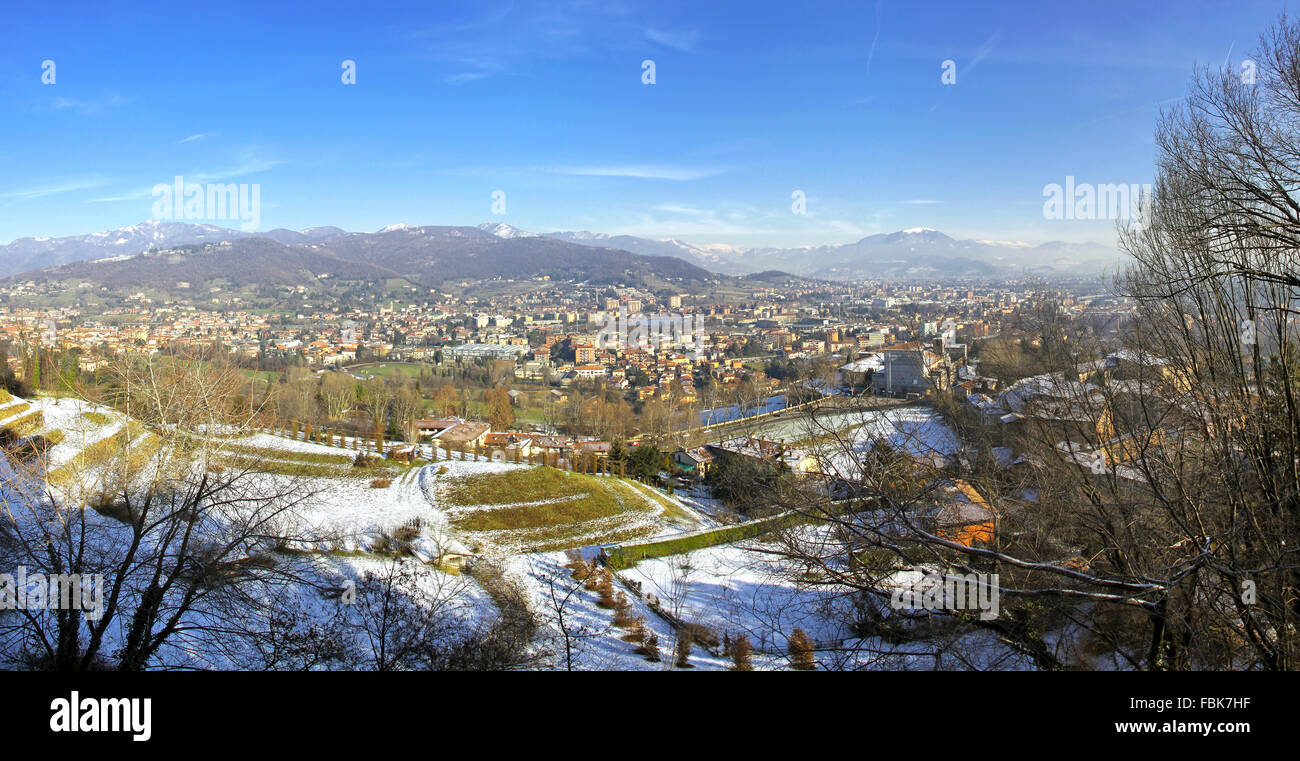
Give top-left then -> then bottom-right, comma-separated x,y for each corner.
436,421 -> 491,449
672,445 -> 715,478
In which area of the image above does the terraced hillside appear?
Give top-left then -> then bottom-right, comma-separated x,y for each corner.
424,463 -> 703,555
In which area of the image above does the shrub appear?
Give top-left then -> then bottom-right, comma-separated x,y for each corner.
681,621 -> 718,649
393,518 -> 422,542
564,550 -> 592,581
369,478 -> 392,488
623,617 -> 647,644
788,628 -> 816,670
89,492 -> 134,525
674,629 -> 694,669
641,631 -> 661,662
595,570 -> 617,609
612,591 -> 635,628
731,634 -> 754,671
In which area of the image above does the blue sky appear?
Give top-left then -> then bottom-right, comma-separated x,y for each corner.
0,0 -> 1291,248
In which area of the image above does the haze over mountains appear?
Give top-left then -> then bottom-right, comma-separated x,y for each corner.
4,222 -> 718,294
543,226 -> 1124,278
0,220 -> 1123,287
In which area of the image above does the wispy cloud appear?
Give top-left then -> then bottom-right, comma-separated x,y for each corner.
1,176 -> 110,202
442,64 -> 505,85
409,3 -> 697,83
91,151 -> 284,202
189,152 -> 284,183
963,32 -> 1002,78
48,92 -> 129,115
644,26 -> 702,53
553,164 -> 726,181
652,203 -> 713,217
177,132 -> 217,144
864,0 -> 883,77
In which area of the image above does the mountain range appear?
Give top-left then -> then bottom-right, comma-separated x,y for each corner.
4,222 -> 718,295
543,226 -> 1124,278
0,220 -> 1124,288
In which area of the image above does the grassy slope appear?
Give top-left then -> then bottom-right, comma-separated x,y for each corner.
439,466 -> 669,552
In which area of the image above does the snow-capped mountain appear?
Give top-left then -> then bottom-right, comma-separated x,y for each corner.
544,230 -> 740,270
0,220 -> 345,277
478,222 -> 538,239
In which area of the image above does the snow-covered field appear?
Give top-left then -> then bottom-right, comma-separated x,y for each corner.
502,552 -> 730,670
228,432 -> 348,457
751,405 -> 959,453
23,396 -> 128,470
153,553 -> 499,671
620,537 -> 858,652
616,533 -> 1030,671
4,406 -> 1024,670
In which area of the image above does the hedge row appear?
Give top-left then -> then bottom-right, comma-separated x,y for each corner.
603,509 -> 814,569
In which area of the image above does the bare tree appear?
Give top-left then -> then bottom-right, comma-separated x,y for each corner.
0,350 -> 323,670
729,14 -> 1300,672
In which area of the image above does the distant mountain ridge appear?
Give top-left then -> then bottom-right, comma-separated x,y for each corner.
7,223 -> 719,294
541,226 -> 1123,278
0,220 -> 1124,283
0,220 -> 348,277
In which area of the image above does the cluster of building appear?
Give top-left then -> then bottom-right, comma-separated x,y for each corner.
0,276 -> 1132,408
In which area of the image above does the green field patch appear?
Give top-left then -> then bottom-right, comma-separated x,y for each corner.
440,467 -> 664,552
2,408 -> 43,437
603,511 -> 814,570
81,411 -> 113,426
481,522 -> 657,555
209,454 -> 387,479
0,401 -> 32,421
216,442 -> 354,466
47,421 -> 146,487
624,480 -> 700,526
440,466 -> 591,507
